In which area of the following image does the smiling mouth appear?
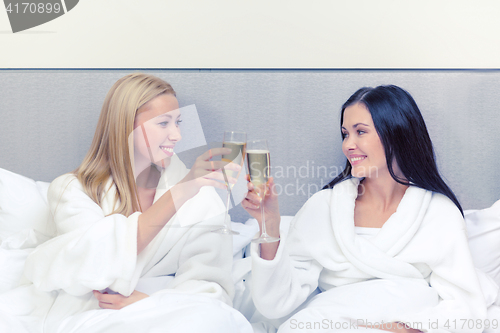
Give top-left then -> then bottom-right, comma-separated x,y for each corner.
351,156 -> 366,163
160,146 -> 174,154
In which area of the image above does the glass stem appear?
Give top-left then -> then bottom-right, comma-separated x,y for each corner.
223,187 -> 231,230
260,194 -> 268,237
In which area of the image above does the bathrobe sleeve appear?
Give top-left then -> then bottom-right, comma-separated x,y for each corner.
24,174 -> 140,297
396,194 -> 490,333
155,188 -> 234,305
250,191 -> 328,319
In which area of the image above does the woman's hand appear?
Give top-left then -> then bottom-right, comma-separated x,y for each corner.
172,148 -> 241,204
137,148 -> 241,254
242,176 -> 280,233
93,290 -> 149,310
242,176 -> 281,260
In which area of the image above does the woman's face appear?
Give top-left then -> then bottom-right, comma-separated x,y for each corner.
133,94 -> 181,169
341,103 -> 387,179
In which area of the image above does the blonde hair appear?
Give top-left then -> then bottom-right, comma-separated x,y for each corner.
74,73 -> 176,216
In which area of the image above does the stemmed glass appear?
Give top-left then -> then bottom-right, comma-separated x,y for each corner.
247,140 -> 280,243
212,130 -> 247,235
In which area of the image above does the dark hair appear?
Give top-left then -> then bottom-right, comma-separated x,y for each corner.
323,85 -> 463,216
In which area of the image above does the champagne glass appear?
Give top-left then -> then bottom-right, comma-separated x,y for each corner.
247,140 -> 280,243
212,131 -> 247,235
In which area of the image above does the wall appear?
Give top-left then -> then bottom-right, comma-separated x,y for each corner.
0,70 -> 498,222
1,1 -> 499,68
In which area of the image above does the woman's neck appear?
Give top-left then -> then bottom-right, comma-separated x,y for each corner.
358,173 -> 408,212
134,156 -> 170,187
135,164 -> 161,189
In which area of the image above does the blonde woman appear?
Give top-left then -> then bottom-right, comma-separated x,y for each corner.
0,74 -> 253,333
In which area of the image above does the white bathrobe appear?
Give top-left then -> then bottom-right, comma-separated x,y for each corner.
0,155 -> 252,333
251,178 -> 496,333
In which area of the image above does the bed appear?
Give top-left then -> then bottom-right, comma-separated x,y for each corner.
1,167 -> 500,333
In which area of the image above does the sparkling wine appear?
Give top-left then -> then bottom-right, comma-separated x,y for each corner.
246,149 -> 270,190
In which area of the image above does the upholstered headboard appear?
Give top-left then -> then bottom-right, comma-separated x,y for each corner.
1,70 -> 499,221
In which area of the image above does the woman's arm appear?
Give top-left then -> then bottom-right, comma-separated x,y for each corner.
24,149 -> 238,297
147,186 -> 234,305
136,147 -> 239,253
248,190 -> 330,319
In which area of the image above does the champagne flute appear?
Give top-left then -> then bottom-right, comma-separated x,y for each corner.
247,140 -> 280,243
212,131 -> 247,235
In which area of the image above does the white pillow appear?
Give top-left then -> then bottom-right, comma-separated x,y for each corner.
0,168 -> 54,240
0,169 -> 53,293
465,200 -> 500,288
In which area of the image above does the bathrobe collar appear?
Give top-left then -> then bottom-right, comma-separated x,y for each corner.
331,177 -> 433,280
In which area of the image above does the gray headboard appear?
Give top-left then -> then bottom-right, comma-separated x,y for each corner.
1,70 -> 499,222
